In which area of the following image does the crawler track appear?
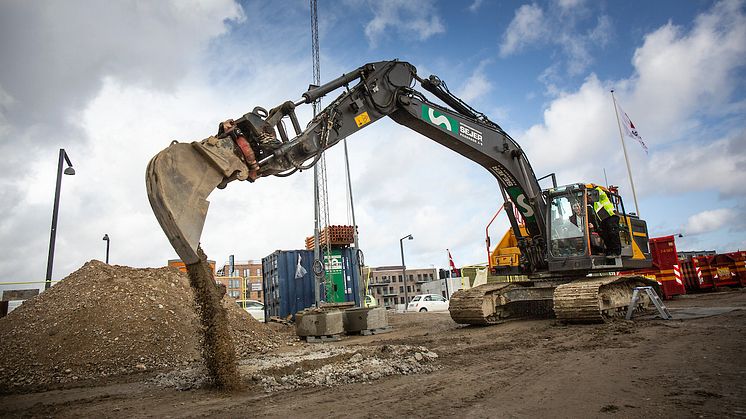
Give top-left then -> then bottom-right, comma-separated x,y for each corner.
449,282 -> 554,325
449,275 -> 661,325
553,275 -> 660,323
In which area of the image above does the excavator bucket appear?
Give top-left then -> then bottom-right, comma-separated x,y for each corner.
145,131 -> 261,266
146,141 -> 226,265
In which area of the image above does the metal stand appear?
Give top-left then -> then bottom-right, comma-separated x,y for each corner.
625,286 -> 671,320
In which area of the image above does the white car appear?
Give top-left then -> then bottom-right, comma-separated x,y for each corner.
407,294 -> 449,312
237,299 -> 265,322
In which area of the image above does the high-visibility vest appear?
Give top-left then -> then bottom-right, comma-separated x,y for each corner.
593,187 -> 615,220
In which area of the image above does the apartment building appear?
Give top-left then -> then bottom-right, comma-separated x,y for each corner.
367,265 -> 437,309
216,260 -> 263,301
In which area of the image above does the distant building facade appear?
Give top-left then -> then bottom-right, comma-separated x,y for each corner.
216,260 -> 263,301
367,266 -> 437,309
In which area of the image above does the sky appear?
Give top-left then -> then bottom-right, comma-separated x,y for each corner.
0,0 -> 744,290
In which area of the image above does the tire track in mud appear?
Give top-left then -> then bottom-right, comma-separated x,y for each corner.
185,247 -> 241,390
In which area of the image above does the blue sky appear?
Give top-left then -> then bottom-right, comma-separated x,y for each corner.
0,0 -> 744,288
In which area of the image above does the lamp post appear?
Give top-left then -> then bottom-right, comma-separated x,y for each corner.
45,149 -> 75,290
102,234 -> 110,264
400,234 -> 413,312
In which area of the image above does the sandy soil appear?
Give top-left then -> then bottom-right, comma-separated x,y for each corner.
2,289 -> 745,418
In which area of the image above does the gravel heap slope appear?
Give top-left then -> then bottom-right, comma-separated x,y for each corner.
0,260 -> 284,393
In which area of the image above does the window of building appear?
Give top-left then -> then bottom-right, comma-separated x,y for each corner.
417,274 -> 422,281
398,275 -> 402,282
409,274 -> 413,281
399,286 -> 404,293
429,273 -> 434,280
400,297 -> 405,304
407,285 -> 411,292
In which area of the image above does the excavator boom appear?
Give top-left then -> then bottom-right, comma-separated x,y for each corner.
146,60 -> 547,270
146,59 -> 653,324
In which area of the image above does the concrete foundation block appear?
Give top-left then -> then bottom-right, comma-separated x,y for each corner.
296,310 -> 344,337
343,307 -> 388,332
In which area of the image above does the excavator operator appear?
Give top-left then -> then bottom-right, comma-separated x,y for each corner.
590,187 -> 622,257
570,200 -> 604,255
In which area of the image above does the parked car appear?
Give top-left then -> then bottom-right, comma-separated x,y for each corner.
236,299 -> 265,322
407,294 -> 449,312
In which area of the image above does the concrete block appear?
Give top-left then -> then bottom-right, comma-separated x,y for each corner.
343,307 -> 388,332
296,310 -> 344,337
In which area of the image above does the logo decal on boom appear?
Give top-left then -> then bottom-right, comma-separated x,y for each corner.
422,105 -> 457,133
421,105 -> 483,147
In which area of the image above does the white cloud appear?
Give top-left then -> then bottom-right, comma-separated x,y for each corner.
499,3 -> 612,78
684,208 -> 737,235
500,4 -> 547,57
556,0 -> 586,10
457,61 -> 494,104
364,0 -> 445,47
631,0 -> 746,137
0,0 -> 243,131
469,0 -> 484,13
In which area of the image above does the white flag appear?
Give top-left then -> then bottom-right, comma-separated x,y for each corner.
617,103 -> 648,154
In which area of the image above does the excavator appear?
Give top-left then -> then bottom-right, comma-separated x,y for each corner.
146,60 -> 656,325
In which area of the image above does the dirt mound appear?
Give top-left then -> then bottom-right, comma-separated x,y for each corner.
0,260 -> 284,393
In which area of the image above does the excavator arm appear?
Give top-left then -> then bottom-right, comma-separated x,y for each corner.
147,60 -> 546,269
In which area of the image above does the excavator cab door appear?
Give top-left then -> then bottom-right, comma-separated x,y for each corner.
546,187 -> 591,262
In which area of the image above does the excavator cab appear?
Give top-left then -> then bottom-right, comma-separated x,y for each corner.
545,184 -> 651,273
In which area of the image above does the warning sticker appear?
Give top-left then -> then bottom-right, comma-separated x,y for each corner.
354,112 -> 371,128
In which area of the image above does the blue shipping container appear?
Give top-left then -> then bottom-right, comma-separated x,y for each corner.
262,248 -> 361,320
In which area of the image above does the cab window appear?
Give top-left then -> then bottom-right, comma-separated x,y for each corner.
549,192 -> 587,257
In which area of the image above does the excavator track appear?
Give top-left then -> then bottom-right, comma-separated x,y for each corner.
449,282 -> 554,325
450,275 -> 661,325
553,275 -> 659,323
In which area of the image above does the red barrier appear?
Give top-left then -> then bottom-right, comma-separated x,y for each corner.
707,252 -> 745,287
632,235 -> 686,299
679,256 -> 713,292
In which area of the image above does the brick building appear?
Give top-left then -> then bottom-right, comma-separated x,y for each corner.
216,260 -> 264,301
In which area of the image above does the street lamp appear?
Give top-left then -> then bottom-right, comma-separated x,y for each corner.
102,234 -> 110,264
45,149 -> 75,290
400,234 -> 413,312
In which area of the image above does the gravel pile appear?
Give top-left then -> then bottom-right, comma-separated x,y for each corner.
0,260 -> 285,393
150,344 -> 440,392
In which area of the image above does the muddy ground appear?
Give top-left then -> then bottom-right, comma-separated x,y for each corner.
2,289 -> 745,418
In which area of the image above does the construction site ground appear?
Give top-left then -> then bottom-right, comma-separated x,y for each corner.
2,279 -> 745,418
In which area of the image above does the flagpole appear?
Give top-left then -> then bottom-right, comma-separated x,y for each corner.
611,90 -> 640,216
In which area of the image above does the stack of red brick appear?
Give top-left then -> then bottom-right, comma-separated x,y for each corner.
305,225 -> 355,250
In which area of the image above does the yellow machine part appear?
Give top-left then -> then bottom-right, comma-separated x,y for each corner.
489,225 -> 528,269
